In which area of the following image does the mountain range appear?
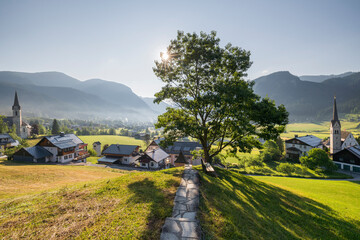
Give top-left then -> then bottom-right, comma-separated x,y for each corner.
253,71 -> 360,122
0,71 -> 169,121
1,70 -> 359,123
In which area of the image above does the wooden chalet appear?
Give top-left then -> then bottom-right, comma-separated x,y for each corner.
13,132 -> 89,163
174,151 -> 188,167
333,145 -> 360,172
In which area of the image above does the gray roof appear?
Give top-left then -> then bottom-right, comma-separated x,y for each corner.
103,144 -> 139,156
24,146 -> 53,159
0,133 -> 15,143
164,141 -> 202,155
347,145 -> 360,159
43,133 -> 83,149
97,156 -> 120,163
289,135 -> 322,147
145,148 -> 169,162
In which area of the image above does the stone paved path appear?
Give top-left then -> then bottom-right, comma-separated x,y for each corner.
160,165 -> 201,239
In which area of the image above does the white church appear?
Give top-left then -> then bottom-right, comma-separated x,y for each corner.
3,92 -> 32,139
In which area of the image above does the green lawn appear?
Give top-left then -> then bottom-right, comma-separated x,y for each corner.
282,121 -> 360,139
79,135 -> 147,150
253,176 -> 360,220
0,167 -> 183,239
196,167 -> 360,239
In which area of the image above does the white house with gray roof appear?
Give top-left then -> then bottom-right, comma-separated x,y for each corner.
285,135 -> 323,160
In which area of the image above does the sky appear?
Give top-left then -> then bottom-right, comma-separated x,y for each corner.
0,0 -> 359,97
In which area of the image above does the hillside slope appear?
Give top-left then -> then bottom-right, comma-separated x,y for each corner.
197,167 -> 360,239
0,167 -> 182,239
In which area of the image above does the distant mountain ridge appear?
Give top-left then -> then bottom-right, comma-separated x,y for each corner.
253,71 -> 360,122
299,72 -> 355,83
0,71 -> 167,121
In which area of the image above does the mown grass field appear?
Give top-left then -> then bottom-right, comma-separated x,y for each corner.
282,121 -> 360,139
0,159 -> 124,199
0,166 -> 182,239
196,167 -> 360,239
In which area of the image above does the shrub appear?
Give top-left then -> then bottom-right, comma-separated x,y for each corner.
300,148 -> 336,172
88,148 -> 97,157
260,140 -> 282,162
276,163 -> 296,174
246,156 -> 264,168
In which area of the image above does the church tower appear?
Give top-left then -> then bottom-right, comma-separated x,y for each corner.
12,91 -> 22,136
330,96 -> 341,154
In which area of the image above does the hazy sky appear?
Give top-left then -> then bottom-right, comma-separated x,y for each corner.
1,0 -> 359,97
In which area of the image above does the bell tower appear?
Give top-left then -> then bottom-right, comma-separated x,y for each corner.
330,96 -> 341,154
12,91 -> 22,136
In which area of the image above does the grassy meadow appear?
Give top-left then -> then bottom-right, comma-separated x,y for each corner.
0,166 -> 182,239
282,121 -> 360,139
196,167 -> 360,239
0,159 -> 124,199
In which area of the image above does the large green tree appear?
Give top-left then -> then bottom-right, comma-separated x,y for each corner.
51,119 -> 61,135
153,31 -> 288,163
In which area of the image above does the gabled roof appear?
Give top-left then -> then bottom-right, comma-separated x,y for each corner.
102,144 -> 139,156
24,146 -> 53,159
41,133 -> 83,149
175,151 -> 188,163
165,141 -> 202,155
347,146 -> 360,159
286,135 -> 322,147
0,133 -> 15,143
341,131 -> 351,140
145,148 -> 169,162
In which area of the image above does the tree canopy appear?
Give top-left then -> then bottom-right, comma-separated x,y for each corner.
51,119 -> 61,135
153,31 -> 288,163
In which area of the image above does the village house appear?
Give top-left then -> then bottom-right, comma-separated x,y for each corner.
3,92 -> 31,139
93,141 -> 101,156
0,133 -> 19,155
174,151 -> 188,167
138,148 -> 169,169
12,132 -> 89,163
98,144 -> 140,165
285,135 -> 323,161
146,139 -> 202,166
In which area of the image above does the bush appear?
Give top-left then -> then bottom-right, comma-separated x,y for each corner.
260,140 -> 282,162
88,148 -> 97,157
276,163 -> 296,174
245,156 -> 264,168
300,148 -> 336,172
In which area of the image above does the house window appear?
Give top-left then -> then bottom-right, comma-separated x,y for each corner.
339,158 -> 343,162
141,163 -> 146,167
350,159 -> 355,164
150,162 -> 154,167
64,155 -> 68,159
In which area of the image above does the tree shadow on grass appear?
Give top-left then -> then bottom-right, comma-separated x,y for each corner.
127,177 -> 179,240
199,168 -> 360,240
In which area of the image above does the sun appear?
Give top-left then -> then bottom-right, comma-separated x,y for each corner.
161,52 -> 169,61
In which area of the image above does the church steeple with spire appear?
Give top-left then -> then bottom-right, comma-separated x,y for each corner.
12,91 -> 22,136
330,96 -> 341,154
